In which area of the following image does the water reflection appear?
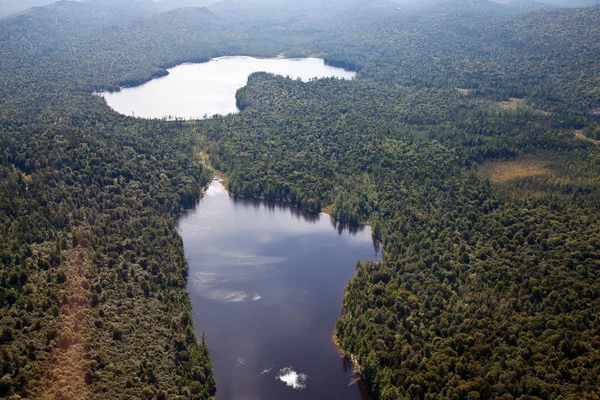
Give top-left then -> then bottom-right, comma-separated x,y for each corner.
231,197 -> 321,224
99,56 -> 356,120
230,195 -> 381,257
331,219 -> 363,236
178,181 -> 379,400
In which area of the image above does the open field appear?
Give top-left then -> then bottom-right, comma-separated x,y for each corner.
478,158 -> 552,183
493,97 -> 551,116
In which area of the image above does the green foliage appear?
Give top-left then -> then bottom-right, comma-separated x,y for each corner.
0,95 -> 215,398
198,72 -> 600,399
1,0 -> 600,399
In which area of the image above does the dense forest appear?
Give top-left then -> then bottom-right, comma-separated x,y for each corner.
0,96 -> 216,398
203,70 -> 600,399
1,0 -> 599,399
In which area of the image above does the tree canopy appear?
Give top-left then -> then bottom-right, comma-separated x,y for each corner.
0,0 -> 599,399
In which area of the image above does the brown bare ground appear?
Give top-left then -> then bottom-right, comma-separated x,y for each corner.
574,130 -> 600,145
39,247 -> 92,400
478,159 -> 551,183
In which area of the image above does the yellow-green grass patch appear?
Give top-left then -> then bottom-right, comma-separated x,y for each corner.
478,158 -> 551,184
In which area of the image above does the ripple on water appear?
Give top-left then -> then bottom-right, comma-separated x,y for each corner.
259,365 -> 275,376
188,271 -> 263,303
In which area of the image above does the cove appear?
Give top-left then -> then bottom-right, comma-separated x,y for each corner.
177,180 -> 380,400
99,56 -> 355,119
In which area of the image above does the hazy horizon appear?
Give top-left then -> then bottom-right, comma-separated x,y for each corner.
2,0 -> 600,18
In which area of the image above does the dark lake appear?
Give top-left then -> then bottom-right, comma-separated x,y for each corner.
177,180 -> 380,400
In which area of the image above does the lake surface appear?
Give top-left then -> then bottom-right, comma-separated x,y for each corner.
100,56 -> 355,119
177,180 -> 379,400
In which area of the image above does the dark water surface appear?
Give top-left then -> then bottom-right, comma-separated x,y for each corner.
177,180 -> 379,400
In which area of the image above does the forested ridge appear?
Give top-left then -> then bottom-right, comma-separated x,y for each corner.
0,0 -> 599,399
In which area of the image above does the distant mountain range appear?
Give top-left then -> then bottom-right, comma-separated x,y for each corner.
392,0 -> 600,8
0,0 -> 61,17
1,0 -> 600,18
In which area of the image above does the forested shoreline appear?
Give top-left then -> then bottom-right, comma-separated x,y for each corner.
0,94 -> 217,398
202,72 -> 600,399
0,0 -> 599,399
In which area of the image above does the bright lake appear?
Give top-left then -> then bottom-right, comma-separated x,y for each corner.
99,56 -> 355,119
177,180 -> 380,400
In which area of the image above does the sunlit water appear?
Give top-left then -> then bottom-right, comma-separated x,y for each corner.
99,56 -> 355,119
177,180 -> 379,400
